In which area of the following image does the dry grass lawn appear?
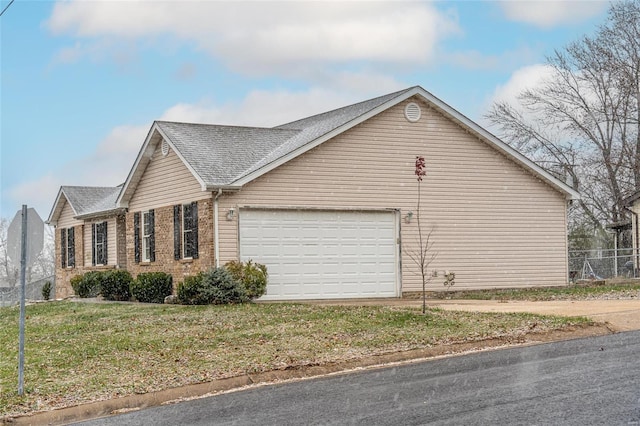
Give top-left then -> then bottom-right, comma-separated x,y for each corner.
0,301 -> 593,417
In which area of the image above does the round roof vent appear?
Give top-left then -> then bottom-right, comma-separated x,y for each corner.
404,102 -> 421,123
161,140 -> 169,157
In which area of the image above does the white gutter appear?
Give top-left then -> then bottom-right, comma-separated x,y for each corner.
214,189 -> 222,268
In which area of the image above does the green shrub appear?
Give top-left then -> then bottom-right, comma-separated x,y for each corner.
100,270 -> 133,301
70,275 -> 83,297
177,268 -> 247,305
71,271 -> 101,298
131,272 -> 173,303
177,272 -> 206,305
41,281 -> 52,301
225,260 -> 268,300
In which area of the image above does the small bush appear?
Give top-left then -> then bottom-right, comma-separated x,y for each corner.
177,272 -> 206,305
177,268 -> 247,305
225,260 -> 268,300
71,271 -> 101,298
100,270 -> 133,301
70,275 -> 83,297
131,272 -> 173,303
41,281 -> 52,301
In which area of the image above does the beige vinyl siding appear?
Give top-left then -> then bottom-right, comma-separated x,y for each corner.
83,217 -> 118,266
129,143 -> 206,211
219,97 -> 569,291
57,199 -> 83,228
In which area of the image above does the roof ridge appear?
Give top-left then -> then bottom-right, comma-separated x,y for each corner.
274,86 -> 417,130
155,120 -> 281,132
62,185 -> 120,190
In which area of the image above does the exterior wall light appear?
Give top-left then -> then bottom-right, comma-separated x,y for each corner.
226,208 -> 235,221
404,211 -> 413,224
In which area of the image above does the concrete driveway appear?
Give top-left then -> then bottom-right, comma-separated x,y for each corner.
428,299 -> 640,332
312,298 -> 640,332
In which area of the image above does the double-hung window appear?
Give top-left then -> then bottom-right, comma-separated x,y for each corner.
142,211 -> 153,262
92,221 -> 108,266
60,227 -> 75,268
174,202 -> 198,260
134,210 -> 155,263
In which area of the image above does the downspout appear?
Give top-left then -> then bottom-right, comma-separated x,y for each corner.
214,189 -> 222,268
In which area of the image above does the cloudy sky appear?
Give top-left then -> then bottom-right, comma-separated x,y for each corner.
0,0 -> 610,220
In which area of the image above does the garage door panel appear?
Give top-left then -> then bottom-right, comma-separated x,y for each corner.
239,209 -> 398,300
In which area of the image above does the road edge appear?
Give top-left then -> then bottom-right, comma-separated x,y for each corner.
1,324 -> 612,426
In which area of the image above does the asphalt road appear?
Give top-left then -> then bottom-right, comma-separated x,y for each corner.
77,331 -> 640,426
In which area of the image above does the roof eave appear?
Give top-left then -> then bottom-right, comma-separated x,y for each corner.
410,87 -> 581,201
230,86 -> 579,200
204,184 -> 243,192
117,123 -> 210,208
46,188 -> 79,226
75,208 -> 127,221
231,87 -> 423,187
623,190 -> 640,207
116,123 -> 160,208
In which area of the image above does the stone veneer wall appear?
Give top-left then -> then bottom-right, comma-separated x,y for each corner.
125,198 -> 214,292
55,224 -> 89,299
55,215 -> 128,299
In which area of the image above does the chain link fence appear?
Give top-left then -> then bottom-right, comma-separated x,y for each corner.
0,276 -> 55,307
568,249 -> 639,282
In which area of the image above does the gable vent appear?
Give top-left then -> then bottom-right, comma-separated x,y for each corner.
404,102 -> 421,122
161,140 -> 169,156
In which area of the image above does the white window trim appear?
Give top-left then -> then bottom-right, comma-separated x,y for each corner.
142,211 -> 152,262
93,222 -> 107,266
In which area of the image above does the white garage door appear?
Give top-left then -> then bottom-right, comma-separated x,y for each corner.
239,209 -> 398,300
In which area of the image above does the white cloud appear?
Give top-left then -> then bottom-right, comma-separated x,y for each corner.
499,1 -> 608,28
7,84 -> 405,216
158,75 -> 405,127
46,1 -> 460,74
444,44 -> 537,71
489,63 -> 554,106
478,63 -> 554,130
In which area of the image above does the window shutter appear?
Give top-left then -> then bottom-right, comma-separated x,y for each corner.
68,227 -> 75,267
149,209 -> 155,262
134,212 -> 140,263
191,202 -> 199,259
102,222 -> 108,265
92,223 -> 96,266
61,228 -> 67,268
174,205 -> 181,260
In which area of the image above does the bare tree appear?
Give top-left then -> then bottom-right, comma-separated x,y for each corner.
0,218 -> 54,287
486,0 -> 640,235
0,217 -> 19,287
31,226 -> 55,280
406,156 -> 437,314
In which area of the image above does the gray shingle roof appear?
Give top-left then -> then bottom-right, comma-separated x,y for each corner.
61,186 -> 122,217
113,85 -> 578,209
155,122 -> 299,187
155,87 -> 416,187
53,85 -> 580,224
